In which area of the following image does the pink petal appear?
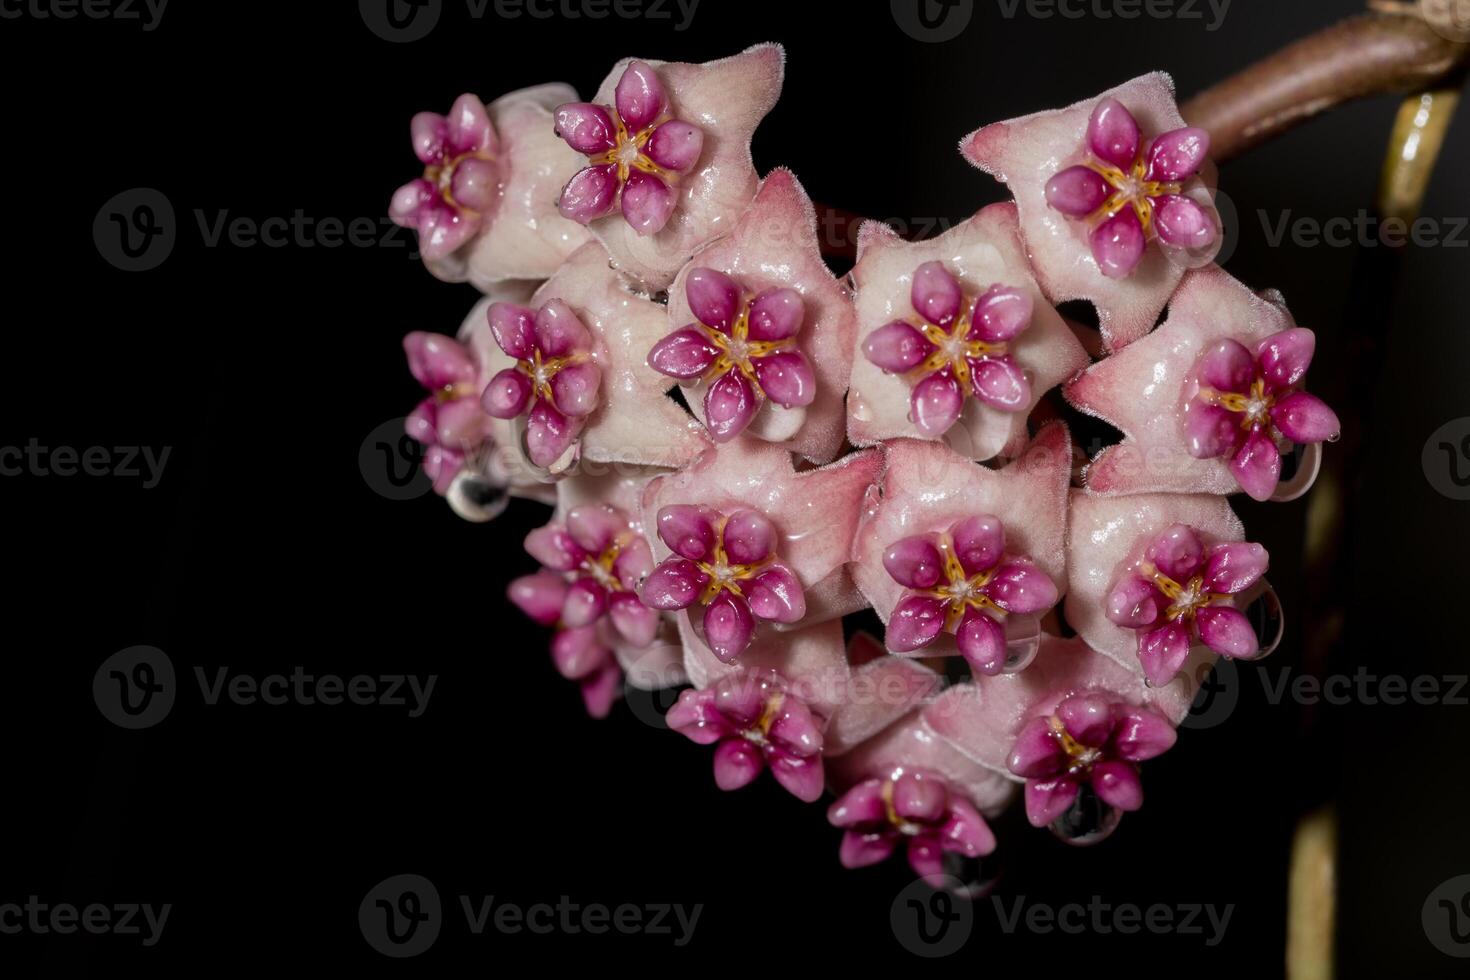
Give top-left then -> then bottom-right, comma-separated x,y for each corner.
550,361 -> 601,418
955,607 -> 1006,675
1204,542 -> 1269,595
1088,97 -> 1141,170
433,396 -> 485,449
645,119 -> 704,173
712,737 -> 765,791
882,535 -> 943,590
1230,427 -> 1283,501
1091,760 -> 1144,811
449,157 -> 499,213
1007,717 -> 1064,778
906,838 -> 947,886
1184,401 -> 1242,459
703,592 -> 756,662
420,445 -> 463,495
1090,207 -> 1146,279
891,770 -> 946,822
1055,692 -> 1117,746
579,661 -> 622,719
389,178 -> 432,225
768,699 -> 823,757
1196,338 -> 1256,393
1196,605 -> 1258,659
410,111 -> 449,165
721,510 -> 775,564
558,164 -> 620,225
666,688 -> 728,743
862,321 -> 933,373
753,350 -> 816,407
1024,776 -> 1079,827
1112,707 -> 1177,762
1144,126 -> 1210,182
828,779 -> 885,827
524,525 -> 584,571
405,398 -> 436,445
553,102 -> 616,155
486,302 -> 536,360
551,624 -> 607,680
1256,327 -> 1316,390
525,400 -> 581,468
910,260 -> 962,327
533,298 -> 593,357
768,752 -> 824,802
702,369 -> 759,442
656,504 -> 718,559
608,591 -> 659,647
614,60 -> 667,133
507,572 -> 568,625
941,798 -> 996,857
949,515 -> 1004,576
416,200 -> 478,260
1105,574 -> 1161,629
560,577 -> 608,628
566,504 -> 624,553
685,267 -> 741,332
910,371 -> 964,437
971,285 -> 1033,343
1271,391 -> 1340,445
887,594 -> 946,652
986,561 -> 1058,614
970,355 -> 1031,411
621,169 -> 676,237
746,287 -> 804,341
838,830 -> 897,869
1137,621 -> 1192,686
404,331 -> 476,390
1044,165 -> 1111,217
446,93 -> 495,156
639,558 -> 708,610
744,562 -> 806,624
481,368 -> 531,419
613,536 -> 654,588
648,327 -> 720,379
1145,524 -> 1205,582
1153,194 -> 1216,249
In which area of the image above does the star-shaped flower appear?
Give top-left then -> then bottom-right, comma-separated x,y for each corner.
559,44 -> 785,291
962,73 -> 1220,351
847,204 -> 1089,460
1066,266 -> 1338,500
648,169 -> 855,463
390,86 -> 592,289
850,424 -> 1072,677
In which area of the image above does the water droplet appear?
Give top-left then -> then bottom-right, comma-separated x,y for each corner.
935,851 -> 1004,900
447,472 -> 509,523
1048,783 -> 1121,846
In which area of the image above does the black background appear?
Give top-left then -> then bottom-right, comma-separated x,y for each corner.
4,0 -> 1468,974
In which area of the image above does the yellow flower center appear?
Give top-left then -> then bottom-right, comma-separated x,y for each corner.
1085,158 -> 1182,236
907,296 -> 1007,388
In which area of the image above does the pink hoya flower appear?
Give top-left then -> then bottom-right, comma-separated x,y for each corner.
1066,266 -> 1339,501
648,169 -> 854,462
827,768 -> 997,887
648,266 -> 815,441
850,425 -> 1072,679
884,516 -> 1058,676
1184,329 -> 1341,501
1007,692 -> 1176,830
863,261 -> 1035,438
481,298 -> 602,470
557,45 -> 785,290
1106,524 -> 1269,686
665,669 -> 824,801
555,60 -> 705,237
390,87 -> 590,287
403,331 -> 488,496
847,205 -> 1089,460
1043,98 -> 1215,279
963,73 -> 1219,350
639,505 -> 805,662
